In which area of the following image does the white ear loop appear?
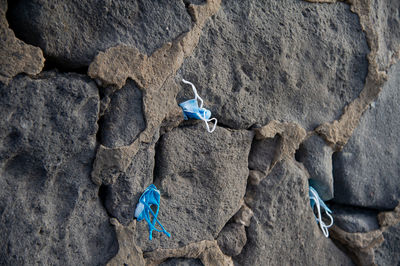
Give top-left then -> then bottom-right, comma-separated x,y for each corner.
182,79 -> 217,133
310,189 -> 334,237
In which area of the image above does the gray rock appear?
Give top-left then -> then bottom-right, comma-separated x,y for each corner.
235,159 -> 353,265
370,0 -> 400,71
0,73 -> 118,265
333,62 -> 400,210
100,80 -> 146,148
330,205 -> 380,233
217,223 -> 247,257
0,0 -> 44,85
374,222 -> 400,266
296,135 -> 334,200
8,0 -> 192,68
135,124 -> 253,251
103,135 -> 157,225
178,0 -> 368,130
160,257 -> 203,266
248,136 -> 279,173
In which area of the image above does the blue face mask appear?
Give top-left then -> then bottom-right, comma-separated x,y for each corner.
309,186 -> 333,237
179,79 -> 217,133
135,184 -> 171,240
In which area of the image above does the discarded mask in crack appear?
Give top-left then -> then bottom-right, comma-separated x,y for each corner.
309,186 -> 333,237
179,79 -> 217,133
135,184 -> 171,240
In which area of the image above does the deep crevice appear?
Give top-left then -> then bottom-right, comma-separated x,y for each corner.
96,114 -> 106,145
328,202 -> 383,213
98,184 -> 114,218
42,57 -> 89,75
152,133 -> 165,187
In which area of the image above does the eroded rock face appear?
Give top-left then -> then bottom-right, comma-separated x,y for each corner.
374,222 -> 400,266
0,0 -> 44,84
235,159 -> 353,265
370,0 -> 400,70
178,0 -> 368,130
0,73 -> 118,265
8,0 -> 192,68
135,124 -> 253,251
103,135 -> 157,225
160,258 -> 203,266
100,80 -> 146,148
333,62 -> 400,210
331,205 -> 380,233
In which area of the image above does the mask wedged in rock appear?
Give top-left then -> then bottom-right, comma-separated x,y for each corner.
296,135 -> 334,201
88,0 -> 221,186
0,73 -> 118,265
102,134 -> 157,225
179,0 -> 369,130
235,159 -> 353,265
332,62 -> 400,210
7,0 -> 192,69
0,0 -> 44,85
134,123 -> 253,251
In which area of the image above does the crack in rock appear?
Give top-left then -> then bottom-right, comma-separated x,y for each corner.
254,120 -> 307,176
144,240 -> 233,266
0,0 -> 44,84
89,0 -> 221,186
313,0 -> 390,150
331,203 -> 400,265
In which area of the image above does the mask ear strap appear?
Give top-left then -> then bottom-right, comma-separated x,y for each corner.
310,188 -> 333,238
182,79 -> 204,109
140,199 -> 171,239
201,117 -> 217,133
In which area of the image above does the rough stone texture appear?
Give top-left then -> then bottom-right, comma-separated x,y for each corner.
0,0 -> 44,84
160,258 -> 203,266
135,124 -> 253,251
330,205 -> 380,233
374,222 -> 400,266
102,137 -> 156,225
179,0 -> 368,130
145,240 -> 232,266
107,219 -> 145,266
333,62 -> 400,210
330,226 -> 384,266
0,73 -> 118,265
89,0 -> 221,187
106,218 -> 231,266
8,0 -> 192,68
100,80 -> 146,148
2,0 -> 400,265
315,0 -> 388,149
255,121 -> 307,172
217,223 -> 247,257
296,135 -> 334,200
248,135 -> 279,173
235,159 -> 353,265
370,0 -> 400,71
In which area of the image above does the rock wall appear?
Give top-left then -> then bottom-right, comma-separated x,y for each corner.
1,0 -> 399,265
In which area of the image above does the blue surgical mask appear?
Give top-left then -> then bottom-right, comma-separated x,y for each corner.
179,79 -> 217,133
135,184 -> 171,240
309,186 -> 333,237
